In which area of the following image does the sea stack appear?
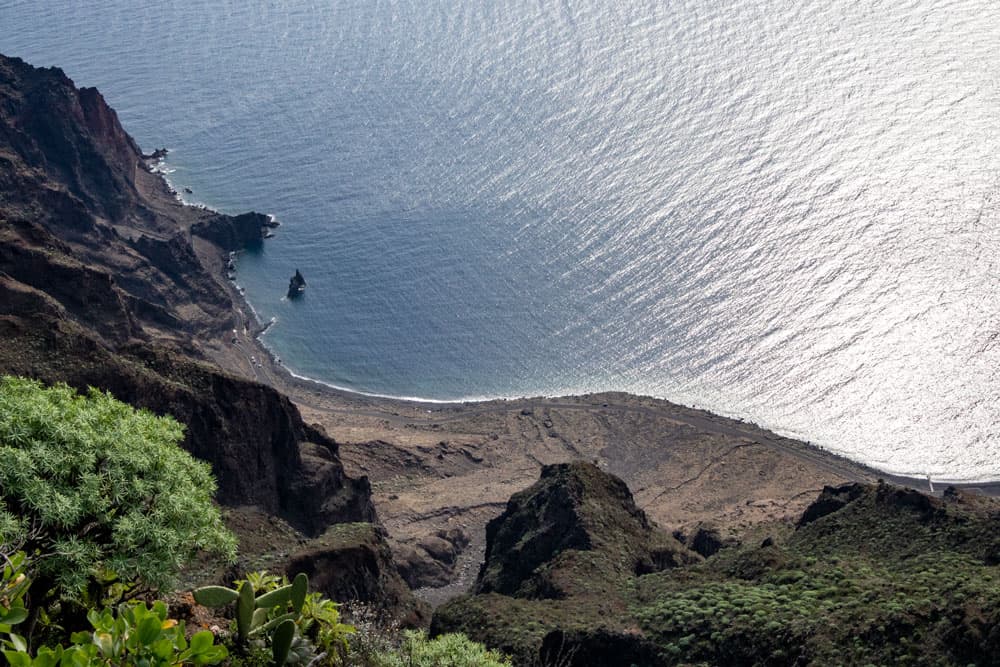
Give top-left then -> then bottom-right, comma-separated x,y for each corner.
288,269 -> 306,298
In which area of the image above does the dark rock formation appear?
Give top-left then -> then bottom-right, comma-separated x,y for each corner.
474,462 -> 698,599
797,482 -> 866,526
433,463 -> 699,662
875,480 -> 937,518
286,523 -> 429,627
287,268 -> 306,299
673,522 -> 737,558
191,212 -> 273,250
0,57 -> 141,221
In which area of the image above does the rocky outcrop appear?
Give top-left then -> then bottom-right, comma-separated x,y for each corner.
672,522 -> 738,558
190,212 -> 273,250
433,463 -> 700,663
1,57 -> 140,221
0,52 -> 374,537
394,528 -> 470,589
796,482 -> 866,526
474,462 -> 698,599
286,523 -> 429,627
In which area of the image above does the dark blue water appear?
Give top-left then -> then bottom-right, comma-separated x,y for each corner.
3,1 -> 999,480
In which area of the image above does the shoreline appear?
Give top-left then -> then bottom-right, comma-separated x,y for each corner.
217,262 -> 1000,492
274,360 -> 1000,488
147,152 -> 997,491
163,151 -> 1000,601
177,177 -> 1000,494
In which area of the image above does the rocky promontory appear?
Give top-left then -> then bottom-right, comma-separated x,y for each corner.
0,53 -> 421,618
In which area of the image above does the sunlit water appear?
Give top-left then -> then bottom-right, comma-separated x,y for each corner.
3,1 -> 998,481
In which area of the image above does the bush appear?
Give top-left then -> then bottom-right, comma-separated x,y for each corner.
0,376 -> 236,599
375,631 -> 512,667
194,570 -> 355,666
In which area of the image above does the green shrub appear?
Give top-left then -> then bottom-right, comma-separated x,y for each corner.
0,377 -> 236,600
375,631 -> 512,667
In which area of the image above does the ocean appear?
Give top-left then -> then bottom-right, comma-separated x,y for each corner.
2,0 -> 998,481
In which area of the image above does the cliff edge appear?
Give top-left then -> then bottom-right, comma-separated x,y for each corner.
0,53 -> 367,538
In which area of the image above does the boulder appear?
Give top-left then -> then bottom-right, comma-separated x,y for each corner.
394,527 -> 470,589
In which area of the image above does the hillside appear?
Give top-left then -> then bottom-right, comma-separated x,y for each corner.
5,51 -> 999,665
0,52 -> 423,619
435,464 -> 1000,665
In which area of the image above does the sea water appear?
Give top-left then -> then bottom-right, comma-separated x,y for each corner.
2,1 -> 998,481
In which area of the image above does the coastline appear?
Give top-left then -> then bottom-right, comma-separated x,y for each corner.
158,148 -> 1000,493
196,212 -> 1000,492
153,148 -> 1000,601
158,147 -> 996,489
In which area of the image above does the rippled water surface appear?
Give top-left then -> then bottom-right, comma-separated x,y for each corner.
3,1 -> 999,480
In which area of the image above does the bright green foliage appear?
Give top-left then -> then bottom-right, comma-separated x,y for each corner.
194,573 -> 310,646
3,644 -> 94,666
0,376 -> 236,594
2,599 -> 227,666
375,631 -> 512,667
83,600 -> 228,665
235,573 -> 285,593
299,593 -> 354,661
1,552 -> 30,630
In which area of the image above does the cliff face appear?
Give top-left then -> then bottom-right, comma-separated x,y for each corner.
0,59 -> 139,221
286,523 -> 430,628
0,53 -> 372,535
474,462 -> 698,599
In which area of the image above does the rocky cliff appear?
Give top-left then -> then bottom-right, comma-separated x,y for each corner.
433,462 -> 700,664
474,462 -> 698,599
0,53 -> 370,535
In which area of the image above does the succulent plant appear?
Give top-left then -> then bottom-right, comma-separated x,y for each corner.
193,572 -> 310,666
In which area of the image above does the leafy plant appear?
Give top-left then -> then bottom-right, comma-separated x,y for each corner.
2,600 -> 227,666
0,377 -> 237,609
85,600 -> 227,665
299,593 -> 354,662
195,572 -> 330,666
0,552 -> 31,653
195,573 -> 307,641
